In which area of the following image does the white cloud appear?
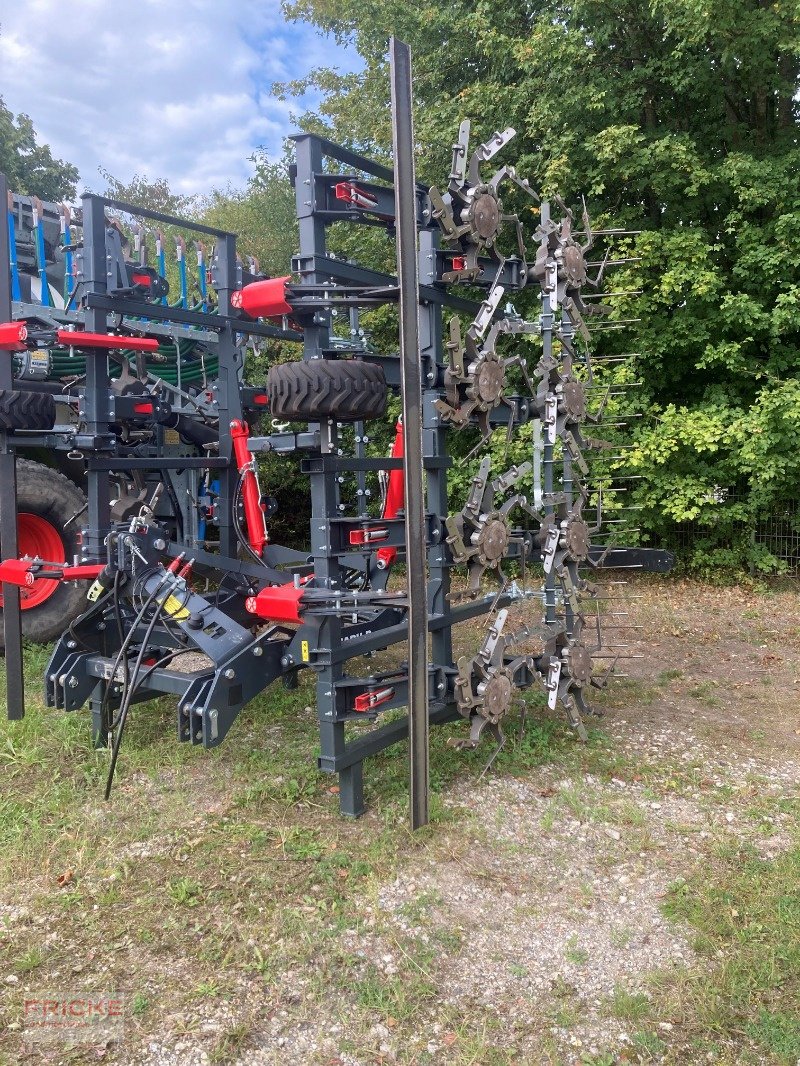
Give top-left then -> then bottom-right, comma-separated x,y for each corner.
0,0 -> 359,195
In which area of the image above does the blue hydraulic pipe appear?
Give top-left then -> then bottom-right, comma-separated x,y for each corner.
7,199 -> 21,302
32,196 -> 51,306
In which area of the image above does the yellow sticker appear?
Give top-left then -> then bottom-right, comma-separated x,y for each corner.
86,580 -> 104,603
163,429 -> 181,445
301,640 -> 310,662
162,594 -> 190,621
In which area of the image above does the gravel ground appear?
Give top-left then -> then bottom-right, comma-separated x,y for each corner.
4,578 -> 799,1065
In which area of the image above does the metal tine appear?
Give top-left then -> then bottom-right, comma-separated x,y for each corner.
589,563 -> 643,570
582,290 -> 643,299
584,358 -> 633,365
585,381 -> 644,389
573,228 -> 642,236
587,455 -> 640,464
594,654 -> 644,659
588,322 -> 641,330
590,412 -> 646,420
586,257 -> 642,266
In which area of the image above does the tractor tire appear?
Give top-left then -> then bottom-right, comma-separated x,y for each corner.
0,460 -> 87,648
0,390 -> 56,431
266,359 -> 387,422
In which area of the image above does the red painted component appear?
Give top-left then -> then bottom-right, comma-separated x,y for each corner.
452,256 -> 466,271
0,558 -> 38,586
12,514 -> 65,609
131,272 -> 153,287
246,583 -> 305,624
0,321 -> 28,351
230,276 -> 292,319
376,418 -> 404,570
334,181 -> 379,211
133,401 -> 154,414
252,393 -> 268,406
230,419 -> 269,557
353,686 -> 395,713
349,527 -> 389,546
0,517 -> 105,611
61,564 -> 105,580
55,330 -> 160,352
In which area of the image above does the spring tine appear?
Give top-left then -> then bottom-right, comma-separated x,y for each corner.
586,257 -> 642,266
582,290 -> 643,299
584,356 -> 634,364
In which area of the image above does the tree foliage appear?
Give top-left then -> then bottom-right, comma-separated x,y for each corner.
0,96 -> 79,200
202,151 -> 298,278
283,0 -> 800,568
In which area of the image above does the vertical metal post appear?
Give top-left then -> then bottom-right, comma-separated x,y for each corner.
0,172 -> 24,718
390,37 -> 429,830
211,231 -> 241,561
81,193 -> 112,562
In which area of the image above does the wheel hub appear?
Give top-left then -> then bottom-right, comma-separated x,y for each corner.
468,187 -> 501,242
473,358 -> 505,407
563,518 -> 590,562
479,670 -> 514,723
565,641 -> 592,686
563,242 -> 587,286
0,512 -> 65,610
476,515 -> 510,564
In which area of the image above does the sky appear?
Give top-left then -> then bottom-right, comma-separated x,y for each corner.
0,0 -> 360,196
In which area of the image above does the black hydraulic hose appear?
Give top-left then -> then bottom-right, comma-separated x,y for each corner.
104,588 -> 170,800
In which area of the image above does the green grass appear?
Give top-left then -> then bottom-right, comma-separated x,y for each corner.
2,589 -> 800,1066
662,839 -> 800,1063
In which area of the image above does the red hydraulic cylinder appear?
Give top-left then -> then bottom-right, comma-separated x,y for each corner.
230,419 -> 269,557
230,277 -> 292,319
56,330 -> 159,352
376,417 -> 405,570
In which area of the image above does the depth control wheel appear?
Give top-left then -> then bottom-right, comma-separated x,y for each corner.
0,460 -> 87,648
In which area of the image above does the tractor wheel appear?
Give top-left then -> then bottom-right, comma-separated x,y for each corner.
0,390 -> 56,431
0,460 -> 87,648
266,359 -> 387,422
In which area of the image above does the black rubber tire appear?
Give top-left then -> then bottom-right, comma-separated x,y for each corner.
0,389 -> 56,431
266,359 -> 387,422
0,460 -> 87,648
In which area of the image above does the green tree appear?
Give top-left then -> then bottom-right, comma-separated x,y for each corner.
98,169 -> 198,217
282,0 -> 800,568
0,96 -> 78,200
202,150 -> 298,277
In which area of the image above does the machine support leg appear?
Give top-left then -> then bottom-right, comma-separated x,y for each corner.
338,762 -> 365,819
0,172 -> 24,719
390,37 -> 430,831
90,684 -> 111,749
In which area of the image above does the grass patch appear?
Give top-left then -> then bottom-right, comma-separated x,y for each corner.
662,839 -> 800,1063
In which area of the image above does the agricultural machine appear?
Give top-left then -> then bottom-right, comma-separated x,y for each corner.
0,42 -> 671,824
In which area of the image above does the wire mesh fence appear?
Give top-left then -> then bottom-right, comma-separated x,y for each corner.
651,496 -> 800,574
